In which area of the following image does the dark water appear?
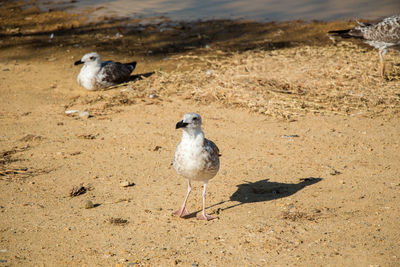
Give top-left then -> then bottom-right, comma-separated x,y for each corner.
40,0 -> 400,22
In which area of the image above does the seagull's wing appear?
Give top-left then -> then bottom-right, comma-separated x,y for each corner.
363,15 -> 400,44
124,61 -> 137,72
203,138 -> 220,174
98,61 -> 133,86
204,138 -> 220,157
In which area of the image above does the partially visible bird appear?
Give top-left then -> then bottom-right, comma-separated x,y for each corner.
74,52 -> 136,90
173,113 -> 221,221
329,15 -> 400,78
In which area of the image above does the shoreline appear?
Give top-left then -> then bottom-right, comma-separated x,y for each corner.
34,0 -> 400,23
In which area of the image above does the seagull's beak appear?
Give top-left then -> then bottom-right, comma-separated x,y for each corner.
74,60 -> 83,66
176,120 -> 188,129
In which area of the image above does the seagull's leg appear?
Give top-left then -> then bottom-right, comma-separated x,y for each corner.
173,179 -> 191,217
378,49 -> 385,78
197,181 -> 216,221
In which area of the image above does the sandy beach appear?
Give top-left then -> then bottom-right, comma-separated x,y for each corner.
1,1 -> 399,266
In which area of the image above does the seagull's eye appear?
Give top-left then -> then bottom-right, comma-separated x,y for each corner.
192,117 -> 198,121
89,56 -> 96,60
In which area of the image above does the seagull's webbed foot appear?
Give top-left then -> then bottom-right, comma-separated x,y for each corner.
172,206 -> 190,218
197,213 -> 216,221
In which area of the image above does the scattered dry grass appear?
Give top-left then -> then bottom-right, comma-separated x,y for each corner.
0,145 -> 50,180
0,146 -> 29,166
71,43 -> 400,119
108,217 -> 129,225
69,184 -> 88,197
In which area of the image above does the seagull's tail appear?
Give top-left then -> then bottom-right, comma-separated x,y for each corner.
125,62 -> 137,72
328,28 -> 363,39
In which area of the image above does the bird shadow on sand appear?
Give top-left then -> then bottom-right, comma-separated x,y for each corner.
183,177 -> 322,219
129,71 -> 156,82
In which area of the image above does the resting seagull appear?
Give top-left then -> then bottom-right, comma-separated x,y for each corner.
74,52 -> 137,90
329,15 -> 400,78
173,113 -> 220,221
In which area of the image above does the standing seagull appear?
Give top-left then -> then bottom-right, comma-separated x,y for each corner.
173,113 -> 220,221
74,52 -> 136,90
329,15 -> 400,78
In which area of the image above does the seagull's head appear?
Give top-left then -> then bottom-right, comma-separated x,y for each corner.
74,52 -> 101,66
176,113 -> 202,131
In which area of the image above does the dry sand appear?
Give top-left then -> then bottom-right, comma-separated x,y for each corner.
1,1 -> 400,266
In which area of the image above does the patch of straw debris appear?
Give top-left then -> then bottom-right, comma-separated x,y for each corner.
71,44 -> 400,119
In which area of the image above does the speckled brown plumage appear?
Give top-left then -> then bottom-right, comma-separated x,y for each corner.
329,15 -> 400,77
